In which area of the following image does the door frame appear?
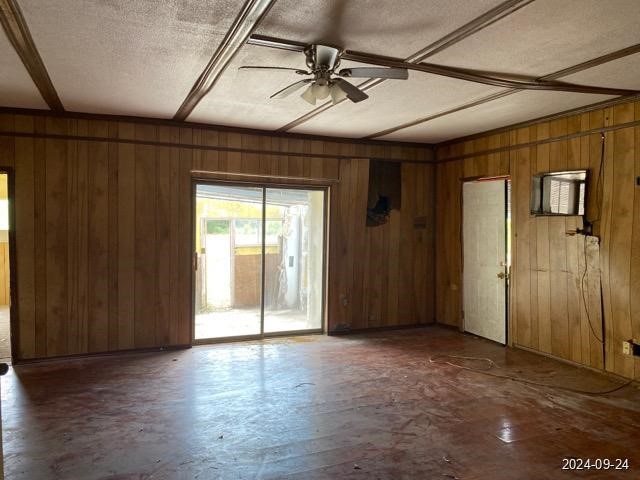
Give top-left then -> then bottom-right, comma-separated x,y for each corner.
191,177 -> 330,344
461,175 -> 511,346
0,168 -> 17,362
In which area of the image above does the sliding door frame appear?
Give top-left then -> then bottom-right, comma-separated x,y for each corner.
191,177 -> 329,345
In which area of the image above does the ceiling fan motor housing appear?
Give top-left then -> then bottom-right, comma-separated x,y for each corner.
305,44 -> 341,72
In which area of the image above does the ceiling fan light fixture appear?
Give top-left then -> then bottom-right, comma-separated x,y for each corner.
311,82 -> 330,99
301,85 -> 316,105
330,83 -> 348,104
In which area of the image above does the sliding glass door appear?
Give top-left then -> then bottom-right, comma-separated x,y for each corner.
264,188 -> 325,334
193,183 -> 326,341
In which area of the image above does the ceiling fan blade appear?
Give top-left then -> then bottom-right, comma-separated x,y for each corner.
239,66 -> 309,75
333,78 -> 369,103
247,34 -> 307,53
270,79 -> 314,99
339,67 -> 408,80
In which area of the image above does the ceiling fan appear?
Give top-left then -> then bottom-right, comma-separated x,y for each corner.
239,44 -> 409,105
242,34 -> 638,101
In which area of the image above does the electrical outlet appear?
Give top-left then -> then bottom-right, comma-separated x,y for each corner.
623,340 -> 632,355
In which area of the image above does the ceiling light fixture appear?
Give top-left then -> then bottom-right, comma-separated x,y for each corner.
311,82 -> 330,99
301,85 -> 316,105
329,84 -> 348,104
301,81 -> 350,105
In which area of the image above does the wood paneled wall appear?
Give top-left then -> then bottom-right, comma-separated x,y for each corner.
436,99 -> 640,380
329,159 -> 435,331
0,112 -> 435,360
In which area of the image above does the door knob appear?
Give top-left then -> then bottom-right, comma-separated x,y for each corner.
497,272 -> 506,279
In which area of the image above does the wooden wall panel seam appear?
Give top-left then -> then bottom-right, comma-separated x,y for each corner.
0,131 -> 433,164
437,118 -> 640,162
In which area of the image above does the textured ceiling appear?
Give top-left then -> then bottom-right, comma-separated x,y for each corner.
17,0 -> 239,117
428,0 -> 640,76
189,0 -> 504,130
379,90 -> 614,143
256,0 -> 504,58
1,0 -> 640,143
0,28 -> 47,109
288,77 -> 504,138
563,53 -> 640,91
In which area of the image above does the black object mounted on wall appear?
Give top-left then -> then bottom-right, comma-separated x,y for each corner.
367,160 -> 401,227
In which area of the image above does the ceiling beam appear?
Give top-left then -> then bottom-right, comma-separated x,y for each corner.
0,0 -> 64,111
248,34 -> 636,94
173,0 -> 276,122
366,43 -> 640,139
261,0 -> 535,132
340,50 -> 636,96
436,92 -> 640,150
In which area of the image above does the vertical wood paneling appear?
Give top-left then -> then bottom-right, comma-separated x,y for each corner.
117,123 -> 135,350
633,102 -> 640,377
13,128 -> 35,358
608,104 -> 635,378
134,124 -> 157,348
44,132 -> 68,357
513,146 -> 531,347
435,160 -> 463,328
436,99 -> 640,380
155,131 -> 172,346
65,122 -> 80,354
87,122 -> 109,353
107,124 -> 119,350
350,159 -> 369,328
399,164 -> 416,324
4,112 -> 434,360
168,128 -> 181,345
177,132 -> 193,345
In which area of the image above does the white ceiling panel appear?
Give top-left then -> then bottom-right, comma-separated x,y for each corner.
18,0 -> 241,117
256,0 -> 506,59
562,53 -> 640,90
289,76 -> 504,138
2,0 -> 635,145
0,29 -> 47,109
190,0 -> 506,128
380,90 -> 614,143
428,0 -> 640,77
188,44 -> 329,129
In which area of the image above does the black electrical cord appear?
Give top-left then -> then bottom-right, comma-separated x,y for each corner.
577,133 -> 605,345
591,132 -> 606,225
429,354 -> 633,395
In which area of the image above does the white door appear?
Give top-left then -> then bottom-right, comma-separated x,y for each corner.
463,180 -> 507,344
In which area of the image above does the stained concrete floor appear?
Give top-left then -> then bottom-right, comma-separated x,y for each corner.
1,327 -> 639,479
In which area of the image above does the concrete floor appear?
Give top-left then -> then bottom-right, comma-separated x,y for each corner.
195,308 -> 316,339
1,327 -> 639,479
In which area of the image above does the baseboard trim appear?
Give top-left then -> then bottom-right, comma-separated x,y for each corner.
12,344 -> 192,366
328,322 -> 435,335
512,343 -> 637,383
